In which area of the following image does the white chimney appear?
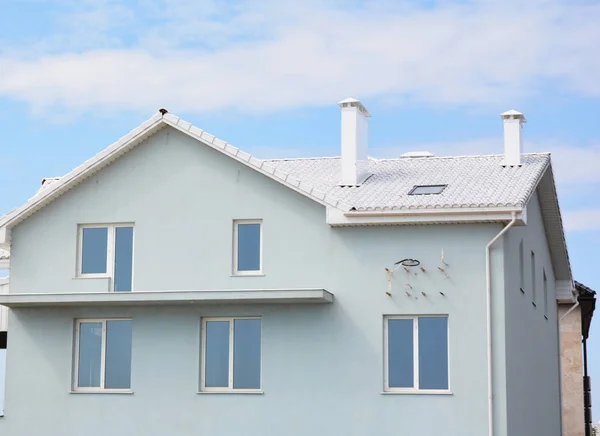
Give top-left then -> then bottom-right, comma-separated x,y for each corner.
338,98 -> 371,185
500,109 -> 526,166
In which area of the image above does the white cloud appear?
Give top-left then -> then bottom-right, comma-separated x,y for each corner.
562,209 -> 600,232
0,0 -> 599,114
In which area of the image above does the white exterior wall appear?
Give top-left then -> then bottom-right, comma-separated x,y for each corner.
0,279 -> 8,332
503,190 -> 562,436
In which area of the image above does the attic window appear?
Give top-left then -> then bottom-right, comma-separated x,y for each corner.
408,185 -> 446,195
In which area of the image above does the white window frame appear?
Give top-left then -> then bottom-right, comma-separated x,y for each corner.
77,223 -> 135,291
383,315 -> 450,394
73,318 -> 132,393
200,316 -> 262,393
232,220 -> 263,276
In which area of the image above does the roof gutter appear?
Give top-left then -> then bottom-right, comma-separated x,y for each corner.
327,206 -> 525,226
343,206 -> 523,217
485,212 -> 517,436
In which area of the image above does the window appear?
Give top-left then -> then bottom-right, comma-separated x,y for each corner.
543,269 -> 548,318
519,240 -> 525,293
201,317 -> 261,392
384,316 -> 449,392
233,220 -> 262,275
408,185 -> 446,195
78,224 -> 134,291
0,332 -> 6,416
531,251 -> 536,307
74,319 -> 132,392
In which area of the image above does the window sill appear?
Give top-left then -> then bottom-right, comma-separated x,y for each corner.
72,276 -> 110,280
382,390 -> 452,395
230,273 -> 265,277
70,389 -> 134,395
197,390 -> 263,395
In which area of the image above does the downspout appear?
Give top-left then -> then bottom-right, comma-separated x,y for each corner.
485,212 -> 517,436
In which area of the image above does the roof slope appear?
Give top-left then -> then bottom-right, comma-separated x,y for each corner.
266,154 -> 549,211
0,110 -> 571,286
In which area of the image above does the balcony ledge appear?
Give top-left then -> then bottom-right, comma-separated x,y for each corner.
0,288 -> 334,308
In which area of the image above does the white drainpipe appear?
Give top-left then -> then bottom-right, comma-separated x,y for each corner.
559,300 -> 579,322
485,212 -> 517,436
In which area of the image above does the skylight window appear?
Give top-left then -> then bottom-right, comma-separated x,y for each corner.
408,185 -> 446,195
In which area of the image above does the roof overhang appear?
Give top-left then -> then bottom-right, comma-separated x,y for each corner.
0,289 -> 334,308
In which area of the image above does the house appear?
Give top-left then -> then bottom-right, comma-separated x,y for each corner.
0,99 -> 582,435
560,281 -> 597,436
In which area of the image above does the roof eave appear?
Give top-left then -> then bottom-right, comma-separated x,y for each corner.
327,206 -> 526,226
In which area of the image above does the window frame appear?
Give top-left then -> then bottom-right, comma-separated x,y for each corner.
408,184 -> 447,195
232,220 -> 263,276
383,315 -> 450,394
77,223 -> 135,291
200,316 -> 262,393
73,318 -> 133,393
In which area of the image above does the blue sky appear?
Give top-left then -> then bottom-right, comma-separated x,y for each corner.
1,0 -> 599,422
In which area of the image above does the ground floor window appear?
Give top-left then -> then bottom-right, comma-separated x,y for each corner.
74,319 -> 132,392
201,317 -> 261,392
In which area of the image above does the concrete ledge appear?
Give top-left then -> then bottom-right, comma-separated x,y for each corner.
0,289 -> 334,307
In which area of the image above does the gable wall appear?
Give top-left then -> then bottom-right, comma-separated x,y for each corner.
4,127 -> 506,435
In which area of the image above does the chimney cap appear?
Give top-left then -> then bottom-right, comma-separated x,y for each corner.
500,109 -> 526,122
338,98 -> 371,117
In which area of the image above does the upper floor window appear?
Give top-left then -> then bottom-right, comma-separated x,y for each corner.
531,251 -> 536,307
384,315 -> 449,393
74,319 -> 132,392
233,220 -> 262,275
519,240 -> 525,294
201,317 -> 262,392
78,224 -> 134,291
543,269 -> 548,318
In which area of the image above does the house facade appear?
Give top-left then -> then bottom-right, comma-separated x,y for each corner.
559,282 -> 597,436
0,100 -> 576,435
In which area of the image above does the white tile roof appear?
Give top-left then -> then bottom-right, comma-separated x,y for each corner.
265,154 -> 549,211
0,111 -> 569,286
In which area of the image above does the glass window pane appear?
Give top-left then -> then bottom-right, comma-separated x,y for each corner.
114,227 -> 134,292
205,321 -> 230,388
0,349 -> 6,416
418,317 -> 449,390
81,227 -> 108,274
237,223 -> 261,271
233,319 -> 261,389
77,322 -> 103,388
388,319 -> 414,388
105,320 -> 132,389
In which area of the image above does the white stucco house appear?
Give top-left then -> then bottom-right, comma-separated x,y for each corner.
0,99 -> 587,435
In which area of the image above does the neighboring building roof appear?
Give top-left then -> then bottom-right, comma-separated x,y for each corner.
265,154 -> 549,211
576,281 -> 596,340
0,110 -> 573,289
